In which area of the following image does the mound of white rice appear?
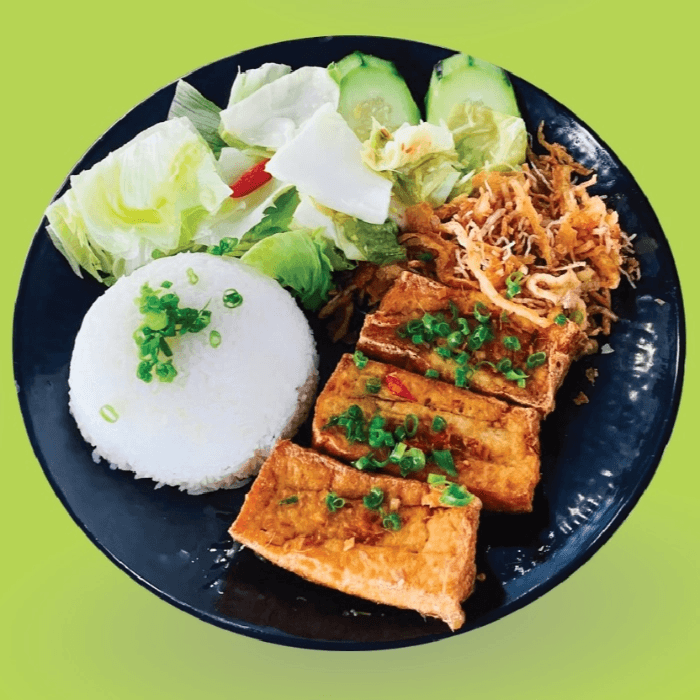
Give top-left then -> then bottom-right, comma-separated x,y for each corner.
68,253 -> 318,494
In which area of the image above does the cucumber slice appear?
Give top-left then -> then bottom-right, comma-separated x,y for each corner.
328,52 -> 421,142
426,54 -> 520,123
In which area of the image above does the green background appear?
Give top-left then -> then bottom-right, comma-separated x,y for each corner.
2,0 -> 698,697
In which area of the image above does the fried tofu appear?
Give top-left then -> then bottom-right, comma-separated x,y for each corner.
357,272 -> 590,415
312,354 -> 541,513
229,440 -> 482,631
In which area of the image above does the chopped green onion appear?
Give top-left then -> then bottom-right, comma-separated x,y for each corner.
363,487 -> 384,511
432,449 -> 458,477
279,495 -> 299,506
496,358 -> 513,373
396,325 -> 408,339
505,271 -> 525,299
418,252 -> 434,262
475,360 -> 497,371
404,414 -> 419,438
422,313 -> 437,330
209,330 -> 222,348
399,447 -> 426,477
99,405 -> 119,423
456,317 -> 470,334
353,350 -> 368,369
160,280 -> 173,288
435,322 -> 451,337
503,335 -> 521,351
353,454 -> 378,471
411,333 -> 425,345
473,302 -> 491,323
447,331 -> 464,349
186,268 -> 199,285
554,314 -> 567,326
365,377 -> 382,394
526,352 -> 547,369
393,425 -> 407,441
455,367 -> 467,388
425,369 -> 440,379
369,427 -> 391,448
439,482 -> 474,507
381,512 -> 402,531
504,368 -> 529,384
455,351 -> 469,366
325,491 -> 346,513
431,415 -> 447,432
154,361 -> 177,382
369,415 -> 385,430
406,319 -> 423,334
223,288 -> 243,308
427,473 -> 448,487
435,346 -> 453,359
389,442 -> 408,464
152,249 -> 164,259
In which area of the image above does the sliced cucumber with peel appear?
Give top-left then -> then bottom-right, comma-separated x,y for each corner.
426,54 -> 521,124
328,52 -> 421,142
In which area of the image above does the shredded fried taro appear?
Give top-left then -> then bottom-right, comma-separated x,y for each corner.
321,124 -> 639,341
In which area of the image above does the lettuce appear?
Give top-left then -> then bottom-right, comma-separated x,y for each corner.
445,102 -> 527,174
219,66 -> 339,151
227,63 -> 291,106
294,196 -> 403,265
266,104 -> 392,225
240,228 -> 342,310
45,117 -> 232,284
361,121 -> 462,207
167,81 -> 227,156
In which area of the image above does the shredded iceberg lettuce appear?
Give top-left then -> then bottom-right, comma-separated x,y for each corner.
219,66 -> 339,151
361,121 -> 462,207
45,117 -> 232,284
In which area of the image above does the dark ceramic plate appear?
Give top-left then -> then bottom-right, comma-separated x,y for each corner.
14,36 -> 684,650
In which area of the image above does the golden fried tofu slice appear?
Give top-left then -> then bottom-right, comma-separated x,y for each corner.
229,440 -> 482,631
357,272 -> 590,415
312,355 -> 541,513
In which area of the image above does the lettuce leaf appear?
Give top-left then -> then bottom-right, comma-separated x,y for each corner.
167,80 -> 227,156
445,102 -> 527,174
227,63 -> 291,107
219,66 -> 339,151
293,195 -> 404,265
240,228 -> 338,310
45,117 -> 232,284
361,121 -> 462,207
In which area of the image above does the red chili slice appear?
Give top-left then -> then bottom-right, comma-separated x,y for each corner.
229,158 -> 272,198
384,374 -> 417,402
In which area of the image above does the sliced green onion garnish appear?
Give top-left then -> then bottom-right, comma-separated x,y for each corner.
381,512 -> 402,531
496,358 -> 513,373
155,361 -> 177,383
447,331 -> 464,349
505,271 -> 524,300
353,351 -> 368,369
389,442 -> 408,464
504,368 -> 529,384
425,369 -> 440,379
503,335 -> 521,351
393,425 -> 407,441
369,415 -> 385,430
406,319 -> 423,334
455,367 -> 467,388
160,280 -> 173,288
279,495 -> 299,506
399,447 -> 426,477
431,415 -> 447,432
411,333 -> 425,345
435,322 -> 451,337
365,377 -> 382,394
396,325 -> 409,339
439,482 -> 474,507
427,473 -> 448,487
353,454 -> 376,471
209,330 -> 222,348
432,449 -> 458,477
363,487 -> 385,511
404,414 -> 419,438
455,351 -> 469,365
526,352 -> 547,369
435,346 -> 453,359
223,288 -> 243,308
448,300 -> 460,322
325,492 -> 346,512
473,302 -> 491,323
456,317 -> 470,334
422,313 -> 437,330
99,405 -> 119,423
554,314 -> 567,326
186,268 -> 199,285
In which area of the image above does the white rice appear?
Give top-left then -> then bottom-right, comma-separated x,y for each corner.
68,253 -> 318,494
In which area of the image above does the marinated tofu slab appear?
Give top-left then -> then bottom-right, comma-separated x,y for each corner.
357,272 -> 590,415
312,354 -> 541,512
229,441 -> 481,630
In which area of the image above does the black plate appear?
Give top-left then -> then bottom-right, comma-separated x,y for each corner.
13,36 -> 685,650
